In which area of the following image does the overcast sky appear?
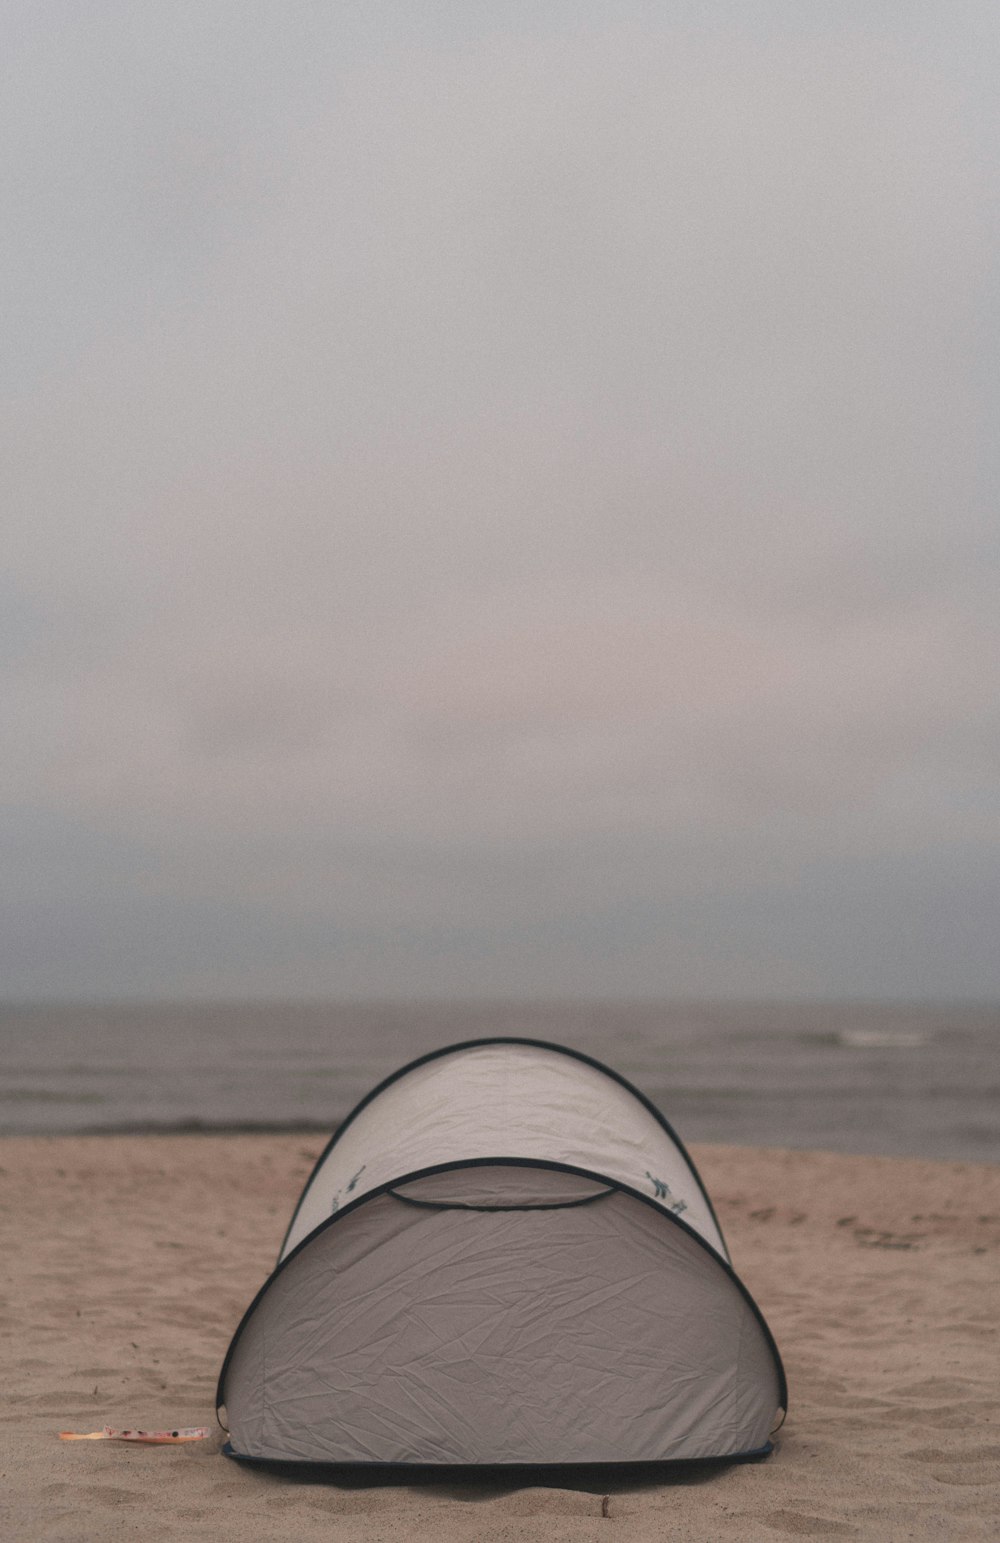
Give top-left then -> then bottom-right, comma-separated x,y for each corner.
3,1 -> 998,1002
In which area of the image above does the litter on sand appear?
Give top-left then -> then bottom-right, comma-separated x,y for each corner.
59,1426 -> 210,1443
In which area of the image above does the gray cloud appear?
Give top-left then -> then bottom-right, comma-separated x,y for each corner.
3,2 -> 998,1000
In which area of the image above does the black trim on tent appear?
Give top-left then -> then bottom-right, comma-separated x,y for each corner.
277,1036 -> 729,1263
217,1155 -> 788,1429
387,1184 -> 616,1212
220,1441 -> 776,1477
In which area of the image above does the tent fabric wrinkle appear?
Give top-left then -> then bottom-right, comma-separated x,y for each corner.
219,1037 -> 786,1470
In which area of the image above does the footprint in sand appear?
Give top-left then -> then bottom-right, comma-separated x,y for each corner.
764,1509 -> 857,1536
904,1442 -> 1000,1487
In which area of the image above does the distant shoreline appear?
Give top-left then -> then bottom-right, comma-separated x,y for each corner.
3,1129 -> 997,1170
2,1118 -> 341,1138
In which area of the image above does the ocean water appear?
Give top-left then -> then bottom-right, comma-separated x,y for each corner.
0,1000 -> 996,1163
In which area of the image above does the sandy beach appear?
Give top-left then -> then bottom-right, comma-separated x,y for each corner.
3,1135 -> 997,1541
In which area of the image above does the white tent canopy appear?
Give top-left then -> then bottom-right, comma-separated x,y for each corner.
219,1038 -> 786,1469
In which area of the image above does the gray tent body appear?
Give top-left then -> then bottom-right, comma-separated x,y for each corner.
218,1039 -> 786,1469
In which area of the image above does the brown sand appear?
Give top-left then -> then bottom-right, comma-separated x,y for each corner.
2,1136 -> 997,1541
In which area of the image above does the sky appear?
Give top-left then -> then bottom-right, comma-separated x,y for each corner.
3,1 -> 998,1002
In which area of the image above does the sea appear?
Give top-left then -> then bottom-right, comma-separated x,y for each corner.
0,1000 -> 996,1163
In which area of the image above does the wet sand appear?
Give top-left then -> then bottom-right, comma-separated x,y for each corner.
3,1135 -> 998,1540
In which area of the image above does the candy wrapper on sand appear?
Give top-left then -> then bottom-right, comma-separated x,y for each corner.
59,1426 -> 210,1444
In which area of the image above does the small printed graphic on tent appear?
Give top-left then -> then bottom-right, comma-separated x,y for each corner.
217,1038 -> 787,1469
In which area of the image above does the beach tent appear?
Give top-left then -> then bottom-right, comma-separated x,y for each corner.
218,1038 -> 787,1470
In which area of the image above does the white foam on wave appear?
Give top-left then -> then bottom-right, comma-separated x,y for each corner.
838,1029 -> 932,1049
